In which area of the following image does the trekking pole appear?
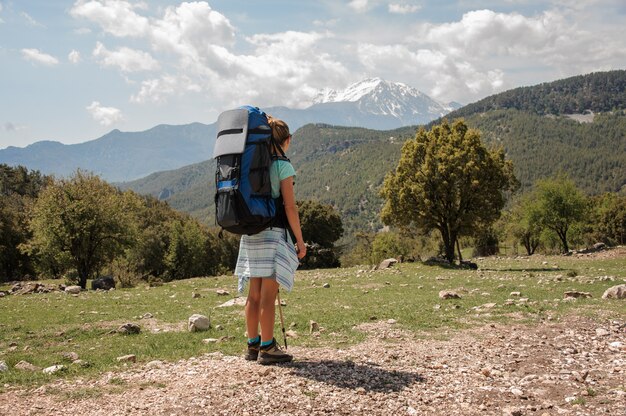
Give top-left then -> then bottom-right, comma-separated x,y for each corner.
276,288 -> 287,350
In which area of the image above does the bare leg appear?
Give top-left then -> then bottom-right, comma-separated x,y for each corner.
259,278 -> 279,343
245,278 -> 262,339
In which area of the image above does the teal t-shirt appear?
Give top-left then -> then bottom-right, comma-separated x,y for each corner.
270,159 -> 296,199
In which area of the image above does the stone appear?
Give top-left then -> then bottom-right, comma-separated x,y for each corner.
387,319 -> 397,324
141,313 -> 153,319
285,330 -> 298,338
309,320 -> 320,333
72,360 -> 90,368
146,360 -> 163,368
601,284 -> 626,299
0,292 -> 6,298
0,361 -> 8,372
202,338 -> 219,344
439,290 -> 461,300
188,314 -> 211,332
43,365 -> 65,375
116,354 -> 136,363
117,323 -> 141,335
323,283 -> 330,288
192,292 -> 201,298
64,285 -> 82,294
61,352 -> 79,362
377,258 -> 398,270
563,291 -> 592,299
217,297 -> 247,308
595,328 -> 610,337
15,361 -> 40,371
215,289 -> 230,296
510,291 -> 521,297
91,275 -> 115,291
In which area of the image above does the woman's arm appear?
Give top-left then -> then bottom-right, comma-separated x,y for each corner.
280,176 -> 306,259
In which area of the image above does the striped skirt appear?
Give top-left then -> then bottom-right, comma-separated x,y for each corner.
235,227 -> 299,293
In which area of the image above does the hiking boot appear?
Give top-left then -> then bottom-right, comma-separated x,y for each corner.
259,338 -> 292,365
245,339 -> 260,361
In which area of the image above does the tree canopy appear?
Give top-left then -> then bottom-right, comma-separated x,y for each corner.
25,171 -> 142,288
380,119 -> 518,262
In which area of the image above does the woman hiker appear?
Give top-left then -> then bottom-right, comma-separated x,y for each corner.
235,115 -> 306,365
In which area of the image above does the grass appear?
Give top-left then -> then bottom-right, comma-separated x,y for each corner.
1,252 -> 624,387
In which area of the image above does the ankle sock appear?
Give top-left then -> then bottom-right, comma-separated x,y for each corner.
260,339 -> 273,348
248,336 -> 260,345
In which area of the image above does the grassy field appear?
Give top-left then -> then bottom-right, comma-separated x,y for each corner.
1,251 -> 624,388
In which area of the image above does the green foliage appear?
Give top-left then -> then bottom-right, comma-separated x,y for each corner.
298,200 -> 344,269
24,170 -> 142,288
0,165 -> 50,281
299,200 -> 344,248
472,226 -> 500,257
589,193 -> 626,245
380,119 -> 518,262
507,194 -> 543,255
532,175 -> 587,253
371,232 -> 410,264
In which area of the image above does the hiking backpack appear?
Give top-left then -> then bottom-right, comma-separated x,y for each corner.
213,106 -> 286,235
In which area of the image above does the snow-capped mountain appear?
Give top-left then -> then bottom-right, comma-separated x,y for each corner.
267,78 -> 460,130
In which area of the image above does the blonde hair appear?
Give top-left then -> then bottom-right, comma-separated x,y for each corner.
266,114 -> 291,147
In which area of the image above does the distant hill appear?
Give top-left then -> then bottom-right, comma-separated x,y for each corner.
121,70 -> 626,241
0,123 -> 215,182
0,79 -> 456,182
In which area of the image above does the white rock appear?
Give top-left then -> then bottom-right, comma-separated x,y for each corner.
217,297 -> 247,308
0,361 -> 8,372
146,360 -> 163,368
64,285 -> 81,294
602,284 -> 626,299
188,314 -> 211,332
595,328 -> 610,337
202,338 -> 219,344
43,365 -> 65,374
116,354 -> 136,363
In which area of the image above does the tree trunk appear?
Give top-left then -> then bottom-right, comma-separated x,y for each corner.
456,238 -> 463,263
557,228 -> 569,253
439,225 -> 456,263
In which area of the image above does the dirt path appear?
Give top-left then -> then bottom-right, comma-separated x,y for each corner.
1,316 -> 624,416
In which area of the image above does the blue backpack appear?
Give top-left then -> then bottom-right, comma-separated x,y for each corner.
213,106 -> 287,235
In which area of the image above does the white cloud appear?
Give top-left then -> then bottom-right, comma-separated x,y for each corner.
356,43 -> 504,101
21,48 -> 59,66
68,49 -> 81,64
0,3 -> 4,24
93,42 -> 159,72
86,101 -> 123,125
388,3 -> 421,14
3,122 -> 28,132
21,11 -> 45,27
70,0 -> 149,37
348,0 -> 370,12
422,9 -> 567,58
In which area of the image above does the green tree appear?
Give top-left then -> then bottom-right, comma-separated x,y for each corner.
507,194 -> 543,255
380,119 -> 518,263
163,218 -> 209,280
533,175 -> 587,253
0,165 -> 50,281
25,171 -> 141,288
371,231 -> 410,264
298,200 -> 344,269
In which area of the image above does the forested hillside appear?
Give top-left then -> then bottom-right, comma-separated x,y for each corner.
443,70 -> 626,119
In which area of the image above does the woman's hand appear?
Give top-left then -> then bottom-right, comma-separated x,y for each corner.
296,240 -> 307,259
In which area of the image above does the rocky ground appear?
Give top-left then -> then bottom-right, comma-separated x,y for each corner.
1,315 -> 624,416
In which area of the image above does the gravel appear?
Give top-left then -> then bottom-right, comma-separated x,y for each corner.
1,315 -> 624,415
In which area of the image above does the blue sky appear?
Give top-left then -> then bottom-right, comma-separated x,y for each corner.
1,0 -> 625,148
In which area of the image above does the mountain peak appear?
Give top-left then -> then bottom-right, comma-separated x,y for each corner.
310,78 -> 453,123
